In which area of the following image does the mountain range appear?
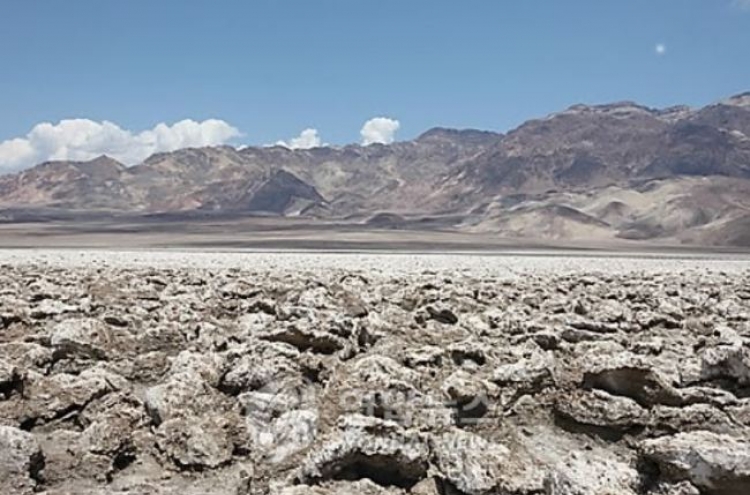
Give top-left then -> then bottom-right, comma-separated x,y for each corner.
2,92 -> 750,247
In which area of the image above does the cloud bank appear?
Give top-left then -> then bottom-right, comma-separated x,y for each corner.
0,115 -> 405,172
0,118 -> 240,172
733,0 -> 750,10
275,128 -> 323,149
360,117 -> 400,145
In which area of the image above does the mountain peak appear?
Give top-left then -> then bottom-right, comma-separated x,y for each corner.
71,155 -> 126,177
86,154 -> 125,167
558,101 -> 654,118
720,92 -> 750,109
417,127 -> 502,144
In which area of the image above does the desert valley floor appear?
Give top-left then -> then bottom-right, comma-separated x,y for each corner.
2,248 -> 750,494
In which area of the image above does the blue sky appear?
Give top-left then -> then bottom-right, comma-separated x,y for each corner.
1,0 -> 749,169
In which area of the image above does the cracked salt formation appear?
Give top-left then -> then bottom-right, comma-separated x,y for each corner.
0,251 -> 750,494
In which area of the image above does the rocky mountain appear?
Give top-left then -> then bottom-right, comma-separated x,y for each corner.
2,92 -> 750,246
0,156 -> 133,210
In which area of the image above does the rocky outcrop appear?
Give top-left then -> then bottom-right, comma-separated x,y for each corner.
640,431 -> 750,495
295,415 -> 430,489
0,426 -> 44,495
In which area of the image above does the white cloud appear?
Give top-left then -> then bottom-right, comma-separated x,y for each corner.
732,0 -> 750,11
655,43 -> 666,56
0,118 -> 240,172
360,117 -> 400,146
275,128 -> 323,149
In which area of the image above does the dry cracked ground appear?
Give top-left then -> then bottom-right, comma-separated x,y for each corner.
2,251 -> 750,495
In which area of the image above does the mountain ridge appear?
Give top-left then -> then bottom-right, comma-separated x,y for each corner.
2,92 -> 750,247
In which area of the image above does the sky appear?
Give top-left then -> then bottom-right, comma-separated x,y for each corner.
1,0 -> 749,171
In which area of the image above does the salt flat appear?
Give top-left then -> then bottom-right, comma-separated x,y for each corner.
1,248 -> 750,277
2,248 -> 750,494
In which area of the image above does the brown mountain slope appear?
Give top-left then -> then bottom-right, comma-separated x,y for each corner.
0,130 -> 498,216
0,156 -> 132,209
451,99 -> 750,201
